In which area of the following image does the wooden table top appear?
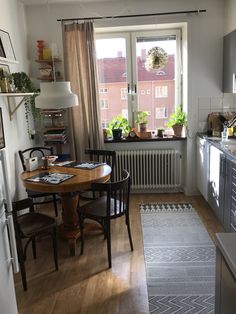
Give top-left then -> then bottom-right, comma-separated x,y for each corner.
20,164 -> 111,193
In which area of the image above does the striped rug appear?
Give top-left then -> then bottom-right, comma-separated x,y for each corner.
140,203 -> 215,314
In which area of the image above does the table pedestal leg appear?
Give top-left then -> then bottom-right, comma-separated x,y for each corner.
59,192 -> 80,256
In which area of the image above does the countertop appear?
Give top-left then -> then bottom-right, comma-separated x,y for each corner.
198,133 -> 236,162
215,233 -> 236,279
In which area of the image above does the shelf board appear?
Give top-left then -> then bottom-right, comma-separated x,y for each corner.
0,56 -> 19,64
37,76 -> 63,81
35,58 -> 61,64
0,92 -> 35,97
0,92 -> 35,120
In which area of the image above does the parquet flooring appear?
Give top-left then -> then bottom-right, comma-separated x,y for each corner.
15,193 -> 223,314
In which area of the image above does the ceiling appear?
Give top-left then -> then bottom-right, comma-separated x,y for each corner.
19,0 -> 116,4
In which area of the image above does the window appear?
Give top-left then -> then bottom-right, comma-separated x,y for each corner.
96,29 -> 181,130
155,86 -> 168,98
99,88 -> 108,93
101,120 -> 109,128
100,99 -> 108,109
121,88 -> 127,100
156,107 -> 168,119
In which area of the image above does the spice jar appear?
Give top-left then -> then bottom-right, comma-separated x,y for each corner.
53,113 -> 64,127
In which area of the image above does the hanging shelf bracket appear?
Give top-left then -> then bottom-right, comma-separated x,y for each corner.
0,93 -> 35,120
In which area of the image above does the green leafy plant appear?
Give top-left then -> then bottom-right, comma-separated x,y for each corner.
11,72 -> 40,135
166,106 -> 187,128
135,111 -> 149,124
108,115 -> 131,135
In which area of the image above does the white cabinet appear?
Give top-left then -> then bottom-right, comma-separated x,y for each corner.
196,136 -> 209,201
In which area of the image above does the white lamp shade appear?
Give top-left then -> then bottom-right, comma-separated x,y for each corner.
35,82 -> 78,109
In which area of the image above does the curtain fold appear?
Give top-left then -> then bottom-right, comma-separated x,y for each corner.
63,21 -> 103,160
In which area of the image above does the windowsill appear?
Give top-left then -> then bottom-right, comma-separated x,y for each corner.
104,136 -> 187,143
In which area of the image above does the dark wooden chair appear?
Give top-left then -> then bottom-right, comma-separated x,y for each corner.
78,169 -> 133,268
12,198 -> 58,291
80,149 -> 116,200
18,146 -> 59,216
84,149 -> 116,181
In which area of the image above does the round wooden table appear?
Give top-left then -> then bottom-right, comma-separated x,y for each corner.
21,164 -> 111,256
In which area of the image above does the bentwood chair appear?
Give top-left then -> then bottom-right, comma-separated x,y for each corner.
18,146 -> 59,216
12,198 -> 58,291
78,169 -> 133,268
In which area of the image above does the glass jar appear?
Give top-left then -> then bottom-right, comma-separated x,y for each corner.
53,113 -> 64,127
44,114 -> 53,128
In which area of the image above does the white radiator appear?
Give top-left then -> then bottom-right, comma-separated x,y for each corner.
114,149 -> 182,192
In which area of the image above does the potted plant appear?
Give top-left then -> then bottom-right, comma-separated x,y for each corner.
135,111 -> 149,132
157,127 -> 165,137
10,72 -> 40,136
108,115 -> 131,140
166,106 -> 187,137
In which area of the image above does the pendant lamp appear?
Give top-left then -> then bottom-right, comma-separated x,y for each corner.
35,81 -> 78,109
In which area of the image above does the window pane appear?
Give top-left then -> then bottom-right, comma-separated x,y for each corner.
136,35 -> 176,129
96,38 -> 128,129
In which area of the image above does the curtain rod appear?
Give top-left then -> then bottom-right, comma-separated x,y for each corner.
57,9 -> 206,22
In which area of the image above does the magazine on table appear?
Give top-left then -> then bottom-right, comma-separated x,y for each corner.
26,172 -> 75,185
62,161 -> 106,170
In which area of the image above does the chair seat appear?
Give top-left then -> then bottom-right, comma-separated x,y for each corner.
26,189 -> 56,198
80,196 -> 124,218
18,213 -> 56,237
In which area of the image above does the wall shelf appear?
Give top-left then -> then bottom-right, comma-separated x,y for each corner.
0,92 -> 35,120
0,57 -> 19,65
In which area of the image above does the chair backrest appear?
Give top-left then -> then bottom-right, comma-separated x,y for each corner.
18,146 -> 54,171
12,198 -> 34,234
84,149 -> 116,180
91,169 -> 131,218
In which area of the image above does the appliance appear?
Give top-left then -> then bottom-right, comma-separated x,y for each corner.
114,149 -> 182,191
0,149 -> 19,314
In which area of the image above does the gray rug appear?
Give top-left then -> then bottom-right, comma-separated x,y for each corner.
140,203 -> 216,314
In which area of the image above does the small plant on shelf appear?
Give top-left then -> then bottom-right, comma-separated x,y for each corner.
166,105 -> 187,137
135,111 -> 149,132
11,72 -> 40,136
108,115 -> 131,140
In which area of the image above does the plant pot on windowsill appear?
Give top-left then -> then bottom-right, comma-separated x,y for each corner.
112,129 -> 122,140
172,125 -> 183,137
139,123 -> 147,132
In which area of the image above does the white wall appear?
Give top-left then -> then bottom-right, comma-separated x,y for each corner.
25,0 -> 225,195
0,0 -> 34,200
224,0 -> 236,35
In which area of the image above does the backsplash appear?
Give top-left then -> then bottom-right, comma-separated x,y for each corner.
198,94 -> 236,132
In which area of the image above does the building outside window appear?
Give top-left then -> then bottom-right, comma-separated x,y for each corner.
99,88 -> 108,93
155,86 -> 168,98
121,88 -> 127,100
100,99 -> 109,109
156,107 -> 168,119
101,120 -> 109,128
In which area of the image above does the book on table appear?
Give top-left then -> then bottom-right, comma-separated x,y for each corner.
26,172 -> 75,184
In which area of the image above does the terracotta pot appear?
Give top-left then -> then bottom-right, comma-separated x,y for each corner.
139,123 -> 147,132
172,125 -> 183,137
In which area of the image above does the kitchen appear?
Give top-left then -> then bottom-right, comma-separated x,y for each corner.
1,0 -> 236,313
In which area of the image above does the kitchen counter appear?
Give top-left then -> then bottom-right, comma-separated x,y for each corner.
215,233 -> 236,279
198,133 -> 236,162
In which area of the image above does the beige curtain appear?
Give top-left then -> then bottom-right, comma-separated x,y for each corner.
62,21 -> 103,160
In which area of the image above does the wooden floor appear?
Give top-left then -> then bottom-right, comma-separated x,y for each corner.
15,193 -> 223,314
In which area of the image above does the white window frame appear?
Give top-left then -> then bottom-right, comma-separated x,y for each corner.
121,87 -> 128,100
99,88 -> 108,93
95,28 -> 182,127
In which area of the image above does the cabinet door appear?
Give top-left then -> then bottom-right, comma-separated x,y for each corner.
223,159 -> 232,232
196,137 -> 209,201
223,29 -> 236,93
208,145 -> 224,221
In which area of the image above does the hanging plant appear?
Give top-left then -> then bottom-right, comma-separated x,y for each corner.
145,47 -> 168,71
11,72 -> 40,136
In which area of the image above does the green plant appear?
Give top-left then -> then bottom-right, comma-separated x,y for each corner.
11,72 -> 40,135
135,111 -> 149,124
166,106 -> 187,128
108,115 -> 131,135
